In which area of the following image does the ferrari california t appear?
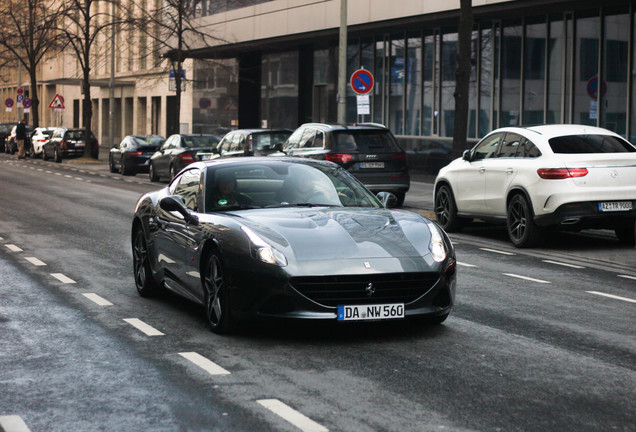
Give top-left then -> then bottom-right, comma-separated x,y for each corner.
132,157 -> 456,333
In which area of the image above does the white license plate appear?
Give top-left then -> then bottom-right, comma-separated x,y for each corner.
337,303 -> 404,321
598,201 -> 633,212
360,162 -> 385,169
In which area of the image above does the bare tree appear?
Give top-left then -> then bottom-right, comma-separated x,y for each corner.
57,0 -> 131,158
452,0 -> 473,159
0,0 -> 64,127
135,0 -> 226,134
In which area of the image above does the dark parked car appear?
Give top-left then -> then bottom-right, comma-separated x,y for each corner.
43,128 -> 99,162
207,128 -> 292,159
5,124 -> 34,155
109,135 -> 165,175
132,157 -> 456,334
1,123 -> 14,153
279,123 -> 410,206
149,133 -> 220,181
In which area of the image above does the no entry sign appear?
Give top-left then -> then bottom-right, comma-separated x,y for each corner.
350,68 -> 374,95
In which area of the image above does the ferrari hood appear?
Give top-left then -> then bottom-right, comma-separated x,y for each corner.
237,208 -> 435,261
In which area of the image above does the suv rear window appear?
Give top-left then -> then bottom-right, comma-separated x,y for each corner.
549,135 -> 636,153
333,130 -> 402,153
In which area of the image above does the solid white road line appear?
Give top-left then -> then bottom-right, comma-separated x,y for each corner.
82,293 -> 113,306
179,352 -> 231,375
457,261 -> 477,268
50,273 -> 76,284
0,415 -> 31,432
257,399 -> 329,432
480,247 -> 515,256
542,259 -> 585,269
5,244 -> 23,252
586,291 -> 636,303
503,273 -> 551,284
123,318 -> 165,336
618,274 -> 636,281
25,257 -> 46,266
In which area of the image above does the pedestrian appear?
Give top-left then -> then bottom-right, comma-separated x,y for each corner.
16,117 -> 27,159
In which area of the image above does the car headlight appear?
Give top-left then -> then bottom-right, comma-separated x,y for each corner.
241,226 -> 288,267
427,222 -> 447,263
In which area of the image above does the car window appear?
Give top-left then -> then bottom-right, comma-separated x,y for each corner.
517,138 -> 542,158
333,130 -> 401,152
218,133 -> 232,153
299,129 -> 316,148
497,133 -> 523,158
171,168 -> 202,211
471,133 -> 503,161
252,132 -> 291,151
548,134 -> 636,153
229,133 -> 242,152
312,131 -> 325,148
284,128 -> 305,150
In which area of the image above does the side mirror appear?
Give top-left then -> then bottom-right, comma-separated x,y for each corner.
462,149 -> 471,161
159,195 -> 199,225
376,191 -> 398,209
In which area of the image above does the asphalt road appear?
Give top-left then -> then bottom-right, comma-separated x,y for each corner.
0,154 -> 634,432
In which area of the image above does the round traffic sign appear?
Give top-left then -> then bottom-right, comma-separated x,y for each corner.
586,77 -> 607,100
17,88 -> 24,95
23,97 -> 31,108
350,68 -> 374,95
5,98 -> 14,107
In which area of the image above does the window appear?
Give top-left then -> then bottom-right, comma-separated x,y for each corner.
171,169 -> 202,211
497,133 -> 522,158
472,133 -> 503,161
517,139 -> 542,158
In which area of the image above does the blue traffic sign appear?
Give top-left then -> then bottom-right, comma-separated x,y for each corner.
350,68 -> 374,95
5,98 -> 14,107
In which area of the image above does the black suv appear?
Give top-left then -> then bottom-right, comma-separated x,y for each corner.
280,123 -> 410,206
43,128 -> 99,162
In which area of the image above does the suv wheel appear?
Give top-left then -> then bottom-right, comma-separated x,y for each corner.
507,194 -> 543,248
434,185 -> 465,232
54,147 -> 62,163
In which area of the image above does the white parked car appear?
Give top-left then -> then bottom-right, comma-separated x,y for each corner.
30,127 -> 57,158
434,124 -> 636,247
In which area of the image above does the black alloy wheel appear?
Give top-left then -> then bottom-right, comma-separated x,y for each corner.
132,227 -> 159,297
170,164 -> 178,180
394,192 -> 406,208
42,147 -> 49,160
109,155 -> 117,173
203,252 -> 233,334
507,194 -> 543,248
434,185 -> 464,232
54,147 -> 62,163
149,162 -> 159,182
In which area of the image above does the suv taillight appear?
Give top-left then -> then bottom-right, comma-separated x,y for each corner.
326,153 -> 353,163
60,141 -> 67,149
537,168 -> 588,179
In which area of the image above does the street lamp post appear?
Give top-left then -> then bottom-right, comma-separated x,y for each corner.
337,0 -> 347,125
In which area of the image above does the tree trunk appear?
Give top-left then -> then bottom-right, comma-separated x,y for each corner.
28,68 -> 40,127
452,0 -> 473,160
82,72 -> 94,159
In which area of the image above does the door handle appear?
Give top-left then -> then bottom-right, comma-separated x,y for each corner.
479,167 -> 486,173
506,168 -> 514,174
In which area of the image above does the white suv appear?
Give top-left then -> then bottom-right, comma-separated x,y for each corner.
434,124 -> 636,247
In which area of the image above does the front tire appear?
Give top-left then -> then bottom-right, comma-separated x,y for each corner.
149,162 -> 159,182
109,155 -> 118,173
54,147 -> 62,163
203,251 -> 233,334
132,227 -> 160,297
435,185 -> 464,232
507,194 -> 543,248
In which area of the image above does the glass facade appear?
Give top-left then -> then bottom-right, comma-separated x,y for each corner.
192,3 -> 636,146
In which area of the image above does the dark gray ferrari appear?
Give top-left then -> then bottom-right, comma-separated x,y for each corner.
132,157 -> 456,334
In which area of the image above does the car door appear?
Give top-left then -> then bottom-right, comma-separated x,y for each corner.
482,132 -> 523,216
157,168 -> 205,302
454,132 -> 504,214
154,136 -> 175,176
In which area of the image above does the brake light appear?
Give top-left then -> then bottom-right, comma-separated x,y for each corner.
392,152 -> 407,161
60,141 -> 67,149
130,151 -> 143,156
326,153 -> 353,163
180,153 -> 195,163
537,168 -> 588,179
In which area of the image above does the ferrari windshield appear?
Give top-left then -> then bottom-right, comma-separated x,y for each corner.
204,161 -> 382,212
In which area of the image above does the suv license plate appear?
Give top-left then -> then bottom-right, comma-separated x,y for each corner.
599,201 -> 632,212
337,303 -> 404,321
360,162 -> 385,169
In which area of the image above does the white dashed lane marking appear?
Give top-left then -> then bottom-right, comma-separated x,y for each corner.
542,259 -> 585,269
457,261 -> 477,268
0,415 -> 31,432
123,318 -> 165,336
586,291 -> 636,303
5,244 -> 22,252
179,352 -> 231,376
82,293 -> 113,306
618,274 -> 636,281
50,273 -> 76,284
25,257 -> 46,266
480,247 -> 515,256
257,399 -> 329,432
503,273 -> 551,284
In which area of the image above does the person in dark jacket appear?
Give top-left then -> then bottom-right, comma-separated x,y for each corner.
16,118 -> 27,159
